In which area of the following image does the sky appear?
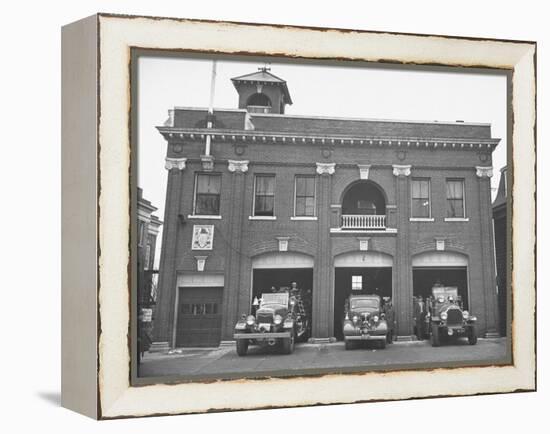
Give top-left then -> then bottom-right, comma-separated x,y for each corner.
137,55 -> 507,266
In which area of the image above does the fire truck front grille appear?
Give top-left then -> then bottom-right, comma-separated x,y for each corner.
446,309 -> 463,326
256,312 -> 273,324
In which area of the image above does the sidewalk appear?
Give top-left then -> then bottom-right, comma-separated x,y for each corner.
138,338 -> 508,379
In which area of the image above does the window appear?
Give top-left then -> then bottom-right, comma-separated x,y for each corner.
138,221 -> 146,246
247,94 -> 272,113
194,173 -> 221,215
446,179 -> 465,218
254,175 -> 275,216
357,199 -> 377,215
247,93 -> 272,107
180,303 -> 218,315
411,178 -> 431,218
351,275 -> 363,291
294,176 -> 316,216
144,245 -> 151,270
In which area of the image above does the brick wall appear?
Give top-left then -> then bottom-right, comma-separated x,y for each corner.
154,118 -> 499,344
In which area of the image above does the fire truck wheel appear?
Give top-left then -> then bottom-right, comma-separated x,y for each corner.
430,325 -> 441,347
468,326 -> 478,345
281,333 -> 295,354
236,339 -> 248,356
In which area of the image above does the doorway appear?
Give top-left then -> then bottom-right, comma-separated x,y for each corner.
333,267 -> 392,340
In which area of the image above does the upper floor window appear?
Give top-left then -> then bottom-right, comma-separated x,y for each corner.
144,245 -> 151,270
254,175 -> 275,216
138,221 -> 146,246
351,275 -> 363,291
294,176 -> 316,217
411,178 -> 431,218
194,173 -> 221,216
446,179 -> 465,218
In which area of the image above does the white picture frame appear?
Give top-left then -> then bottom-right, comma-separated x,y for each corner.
61,13 -> 536,419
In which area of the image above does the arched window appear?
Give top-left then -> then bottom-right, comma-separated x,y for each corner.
342,181 -> 386,215
246,93 -> 272,113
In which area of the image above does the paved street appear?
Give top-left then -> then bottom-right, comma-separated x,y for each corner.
138,338 -> 508,380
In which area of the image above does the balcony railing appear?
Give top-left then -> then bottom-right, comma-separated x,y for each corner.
341,214 -> 386,230
247,105 -> 272,114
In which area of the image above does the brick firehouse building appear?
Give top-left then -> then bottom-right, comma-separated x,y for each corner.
153,68 -> 500,349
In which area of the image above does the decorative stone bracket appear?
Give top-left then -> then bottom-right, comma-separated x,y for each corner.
434,237 -> 446,251
357,237 -> 371,251
194,255 -> 208,272
392,164 -> 411,177
165,157 -> 187,171
276,236 -> 289,252
200,154 -> 215,171
316,162 -> 336,175
358,164 -> 371,180
228,160 -> 249,173
476,166 -> 493,178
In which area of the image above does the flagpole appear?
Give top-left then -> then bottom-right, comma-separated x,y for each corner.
205,60 -> 217,156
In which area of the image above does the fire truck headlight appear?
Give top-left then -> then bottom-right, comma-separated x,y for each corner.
246,315 -> 256,326
373,315 -> 379,323
437,296 -> 445,303
440,312 -> 448,321
352,315 -> 359,324
462,310 -> 469,319
273,314 -> 283,325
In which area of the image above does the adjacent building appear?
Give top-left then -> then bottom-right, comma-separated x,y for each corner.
153,68 -> 501,349
137,188 -> 163,308
492,166 -> 508,337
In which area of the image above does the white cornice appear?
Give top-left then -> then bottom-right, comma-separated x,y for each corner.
157,127 -> 500,151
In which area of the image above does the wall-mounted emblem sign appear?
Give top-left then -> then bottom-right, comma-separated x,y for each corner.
191,225 -> 214,250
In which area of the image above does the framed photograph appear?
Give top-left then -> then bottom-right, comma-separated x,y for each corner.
61,13 -> 536,419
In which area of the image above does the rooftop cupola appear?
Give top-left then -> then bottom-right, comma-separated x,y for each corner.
231,67 -> 293,114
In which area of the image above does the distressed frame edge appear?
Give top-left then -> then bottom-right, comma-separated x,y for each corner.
61,13 -> 100,419
94,14 -> 536,419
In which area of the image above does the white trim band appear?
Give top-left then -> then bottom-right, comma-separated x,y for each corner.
187,215 -> 222,220
290,216 -> 318,221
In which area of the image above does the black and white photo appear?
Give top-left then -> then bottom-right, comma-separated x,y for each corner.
134,54 -> 510,381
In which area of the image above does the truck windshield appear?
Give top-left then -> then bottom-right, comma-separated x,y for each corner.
260,293 -> 289,306
351,299 -> 379,309
432,287 -> 458,299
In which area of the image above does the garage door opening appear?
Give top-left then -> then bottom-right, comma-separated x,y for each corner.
334,267 -> 392,340
412,267 -> 469,308
252,268 -> 313,336
176,286 -> 223,347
